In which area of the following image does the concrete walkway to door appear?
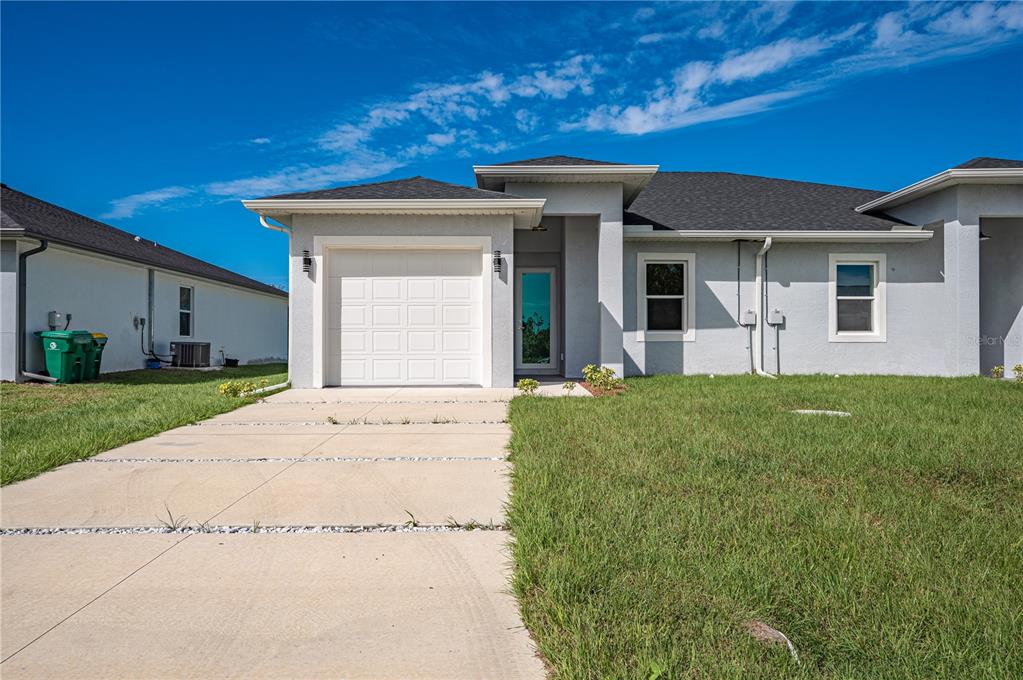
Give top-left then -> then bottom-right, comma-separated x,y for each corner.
1,387 -> 554,679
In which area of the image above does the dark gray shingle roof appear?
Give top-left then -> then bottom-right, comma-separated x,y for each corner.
261,176 -> 516,200
625,172 -> 905,231
492,155 -> 626,166
1,184 -> 286,297
953,157 -> 1023,169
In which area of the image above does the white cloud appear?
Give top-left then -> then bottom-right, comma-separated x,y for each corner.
101,186 -> 193,219
633,6 -> 655,21
515,109 -> 539,133
715,35 -> 830,84
426,132 -> 456,146
697,21 -> 726,41
249,137 -> 271,145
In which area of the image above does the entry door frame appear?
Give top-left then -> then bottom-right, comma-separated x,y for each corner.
515,266 -> 559,375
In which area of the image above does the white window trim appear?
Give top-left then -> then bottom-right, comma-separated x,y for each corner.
636,252 -> 695,342
178,285 -> 194,338
828,253 -> 886,343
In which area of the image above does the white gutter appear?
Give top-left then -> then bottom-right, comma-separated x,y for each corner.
855,168 -> 1023,213
623,228 -> 932,242
259,215 -> 291,235
243,198 -> 547,229
753,238 -> 776,379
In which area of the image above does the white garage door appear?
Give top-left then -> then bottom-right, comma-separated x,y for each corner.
327,249 -> 483,386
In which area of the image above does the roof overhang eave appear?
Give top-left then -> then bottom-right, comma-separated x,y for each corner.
855,168 -> 1023,213
623,226 -> 934,243
472,165 -> 660,203
242,198 -> 547,229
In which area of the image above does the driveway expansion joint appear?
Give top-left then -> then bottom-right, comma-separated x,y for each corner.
1,524 -> 508,536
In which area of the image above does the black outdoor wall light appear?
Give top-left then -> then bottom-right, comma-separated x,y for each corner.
493,250 -> 502,273
302,250 -> 312,272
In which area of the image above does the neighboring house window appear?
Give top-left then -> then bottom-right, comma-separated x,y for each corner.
637,252 -> 695,341
178,286 -> 194,337
828,254 -> 886,342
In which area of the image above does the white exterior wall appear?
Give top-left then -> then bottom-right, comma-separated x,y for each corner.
23,245 -> 150,374
5,242 -> 286,378
150,270 -> 288,365
289,213 -> 514,389
624,236 -> 948,376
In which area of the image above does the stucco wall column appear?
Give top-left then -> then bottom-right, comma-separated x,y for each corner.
598,218 -> 624,376
946,189 -> 983,376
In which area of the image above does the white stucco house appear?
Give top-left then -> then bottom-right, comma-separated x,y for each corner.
241,156 -> 1022,388
1,185 -> 288,382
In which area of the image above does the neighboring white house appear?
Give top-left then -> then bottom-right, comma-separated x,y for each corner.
1,184 -> 288,382
241,156 -> 1023,388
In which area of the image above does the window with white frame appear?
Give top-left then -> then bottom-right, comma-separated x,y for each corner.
637,252 -> 695,341
828,254 -> 886,342
178,286 -> 193,337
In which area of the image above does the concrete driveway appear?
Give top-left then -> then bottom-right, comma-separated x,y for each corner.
1,387 -> 551,679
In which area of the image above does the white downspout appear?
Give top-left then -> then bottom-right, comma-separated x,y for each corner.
754,237 -> 776,378
259,215 -> 291,235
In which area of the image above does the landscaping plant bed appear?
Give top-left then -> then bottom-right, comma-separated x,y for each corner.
579,381 -> 627,397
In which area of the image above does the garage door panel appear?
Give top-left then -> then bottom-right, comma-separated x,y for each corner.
327,249 -> 482,386
372,359 -> 402,382
340,306 -> 366,327
407,279 -> 438,300
407,331 -> 437,353
407,305 -> 437,326
371,331 -> 402,353
371,306 -> 402,326
408,359 -> 437,381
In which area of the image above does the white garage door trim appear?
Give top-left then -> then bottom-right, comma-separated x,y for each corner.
312,235 -> 493,388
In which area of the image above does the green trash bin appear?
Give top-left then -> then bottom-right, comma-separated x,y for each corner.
38,330 -> 93,383
86,333 -> 108,380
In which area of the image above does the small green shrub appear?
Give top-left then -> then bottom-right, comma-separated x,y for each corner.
218,378 -> 269,398
562,380 -> 577,393
1014,364 -> 1023,383
991,365 -> 1005,379
517,378 -> 540,395
582,364 -> 624,391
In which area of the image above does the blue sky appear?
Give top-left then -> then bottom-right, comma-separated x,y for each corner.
3,1 -> 1022,290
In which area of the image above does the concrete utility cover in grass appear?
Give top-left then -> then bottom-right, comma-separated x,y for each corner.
790,409 -> 852,417
0,391 -> 543,678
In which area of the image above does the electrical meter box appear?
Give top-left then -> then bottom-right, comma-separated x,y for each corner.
768,308 -> 785,325
742,309 -> 757,326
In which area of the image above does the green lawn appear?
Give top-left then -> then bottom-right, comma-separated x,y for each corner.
1,363 -> 287,485
508,375 -> 1023,679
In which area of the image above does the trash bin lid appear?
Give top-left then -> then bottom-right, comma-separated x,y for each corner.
39,330 -> 94,339
91,333 -> 107,339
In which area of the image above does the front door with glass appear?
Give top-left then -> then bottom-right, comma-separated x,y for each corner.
515,268 -> 558,373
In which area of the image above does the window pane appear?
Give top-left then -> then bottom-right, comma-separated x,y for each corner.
646,263 -> 684,296
836,264 -> 873,297
179,311 -> 191,336
179,287 -> 192,311
647,298 -> 683,331
837,299 -> 872,332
